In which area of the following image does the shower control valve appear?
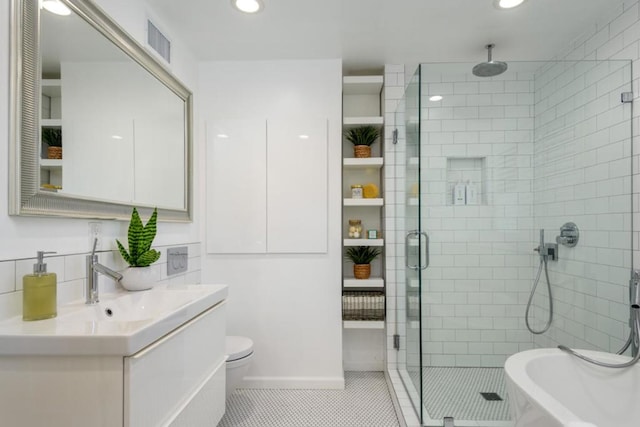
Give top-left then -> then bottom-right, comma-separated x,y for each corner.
533,243 -> 558,261
541,243 -> 558,261
556,222 -> 579,248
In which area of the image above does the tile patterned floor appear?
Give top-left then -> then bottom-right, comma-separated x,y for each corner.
417,367 -> 511,422
219,371 -> 401,427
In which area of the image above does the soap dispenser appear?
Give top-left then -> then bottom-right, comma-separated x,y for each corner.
453,181 -> 466,205
23,251 -> 57,321
466,180 -> 478,205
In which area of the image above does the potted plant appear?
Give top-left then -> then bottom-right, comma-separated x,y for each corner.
344,125 -> 380,158
42,128 -> 62,159
345,246 -> 381,279
116,207 -> 161,291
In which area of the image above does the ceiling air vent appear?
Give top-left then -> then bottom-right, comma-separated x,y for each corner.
147,20 -> 170,64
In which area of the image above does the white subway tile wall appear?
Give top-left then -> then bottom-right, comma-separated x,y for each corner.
386,0 -> 640,379
531,2 -> 636,353
414,64 -> 536,368
384,64 -> 406,371
0,243 -> 202,321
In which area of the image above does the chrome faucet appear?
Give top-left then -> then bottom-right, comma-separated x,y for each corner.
86,238 -> 123,305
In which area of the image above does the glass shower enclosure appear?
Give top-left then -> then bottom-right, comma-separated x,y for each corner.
393,59 -> 633,426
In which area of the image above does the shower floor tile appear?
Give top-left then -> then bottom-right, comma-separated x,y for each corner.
219,371 -> 401,427
414,367 -> 511,422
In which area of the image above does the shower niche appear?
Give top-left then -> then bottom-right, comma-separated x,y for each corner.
446,157 -> 486,206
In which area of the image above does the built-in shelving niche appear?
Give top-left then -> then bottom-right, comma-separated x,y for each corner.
446,157 -> 486,206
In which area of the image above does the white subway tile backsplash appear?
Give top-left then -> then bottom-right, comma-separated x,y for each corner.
0,242 -> 201,321
0,261 -> 16,294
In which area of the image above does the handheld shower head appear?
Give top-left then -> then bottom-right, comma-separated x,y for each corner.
472,44 -> 508,77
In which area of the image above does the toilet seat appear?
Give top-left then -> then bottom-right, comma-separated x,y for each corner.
226,336 -> 254,362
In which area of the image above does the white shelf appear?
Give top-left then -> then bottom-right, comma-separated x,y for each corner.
41,119 -> 62,127
343,198 -> 384,207
344,239 -> 384,247
40,159 -> 62,169
343,76 -> 383,95
343,278 -> 384,288
343,116 -> 384,128
343,321 -> 385,329
343,157 -> 383,169
41,79 -> 61,97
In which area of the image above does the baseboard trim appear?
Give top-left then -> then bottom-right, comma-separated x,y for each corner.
344,361 -> 384,371
241,376 -> 345,390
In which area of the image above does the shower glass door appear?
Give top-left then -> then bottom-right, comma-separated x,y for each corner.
395,66 -> 424,422
393,59 -> 632,427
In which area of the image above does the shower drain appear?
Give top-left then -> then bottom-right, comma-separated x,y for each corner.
480,392 -> 503,401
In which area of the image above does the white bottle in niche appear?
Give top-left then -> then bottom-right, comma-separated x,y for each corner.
466,180 -> 478,205
453,181 -> 466,205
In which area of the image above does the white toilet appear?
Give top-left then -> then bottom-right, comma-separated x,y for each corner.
225,336 -> 254,398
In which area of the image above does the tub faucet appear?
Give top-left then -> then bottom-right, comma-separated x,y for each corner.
86,238 -> 123,305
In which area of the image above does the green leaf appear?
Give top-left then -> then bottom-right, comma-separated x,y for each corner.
343,126 -> 380,146
136,250 -> 161,267
117,207 -> 160,267
345,246 -> 381,264
127,207 -> 144,262
116,239 -> 133,265
138,208 -> 158,255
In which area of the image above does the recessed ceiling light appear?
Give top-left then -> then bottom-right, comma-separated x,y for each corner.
494,0 -> 526,9
42,0 -> 71,16
216,134 -> 229,139
429,95 -> 443,102
233,0 -> 263,13
299,134 -> 309,139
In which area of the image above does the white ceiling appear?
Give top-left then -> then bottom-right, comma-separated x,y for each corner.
146,0 -> 626,72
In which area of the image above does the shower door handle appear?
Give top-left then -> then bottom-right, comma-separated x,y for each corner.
420,231 -> 429,270
406,231 -> 429,270
405,230 -> 420,270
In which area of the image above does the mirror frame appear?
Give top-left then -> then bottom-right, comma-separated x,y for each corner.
9,0 -> 193,221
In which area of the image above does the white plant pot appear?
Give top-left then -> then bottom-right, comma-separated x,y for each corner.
120,266 -> 158,291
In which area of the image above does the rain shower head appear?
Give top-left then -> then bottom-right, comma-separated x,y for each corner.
472,44 -> 508,77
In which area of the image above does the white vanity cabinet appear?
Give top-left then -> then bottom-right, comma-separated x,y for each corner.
125,301 -> 226,426
0,300 -> 227,427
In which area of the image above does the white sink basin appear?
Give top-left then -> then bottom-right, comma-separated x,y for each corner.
0,284 -> 227,356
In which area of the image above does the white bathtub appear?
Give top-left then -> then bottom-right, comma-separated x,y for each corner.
504,348 -> 640,427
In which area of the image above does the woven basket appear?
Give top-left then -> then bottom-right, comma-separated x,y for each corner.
47,146 -> 62,159
342,291 -> 385,321
353,264 -> 371,279
353,145 -> 371,158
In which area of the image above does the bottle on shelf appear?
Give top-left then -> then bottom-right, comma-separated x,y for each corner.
453,181 -> 466,205
466,180 -> 478,205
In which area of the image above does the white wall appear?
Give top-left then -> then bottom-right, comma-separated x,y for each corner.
0,0 -> 200,316
199,60 -> 344,388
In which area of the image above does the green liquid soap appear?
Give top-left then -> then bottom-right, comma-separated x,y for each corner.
23,273 -> 57,321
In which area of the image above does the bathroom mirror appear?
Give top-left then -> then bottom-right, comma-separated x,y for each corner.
9,0 -> 192,221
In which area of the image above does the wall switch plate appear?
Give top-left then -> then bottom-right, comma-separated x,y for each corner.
88,222 -> 102,250
167,246 -> 188,275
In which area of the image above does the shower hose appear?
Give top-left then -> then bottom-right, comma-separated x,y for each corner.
558,305 -> 640,368
525,256 -> 553,335
559,276 -> 640,368
526,246 -> 640,367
